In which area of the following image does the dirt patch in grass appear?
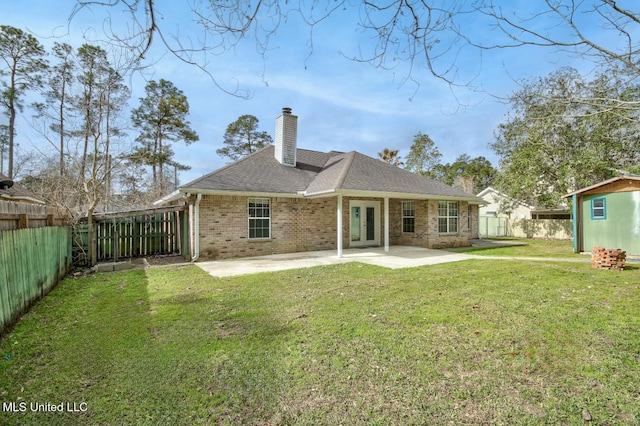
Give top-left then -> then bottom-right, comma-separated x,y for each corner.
130,254 -> 189,267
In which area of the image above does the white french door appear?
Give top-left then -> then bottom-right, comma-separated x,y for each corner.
349,200 -> 380,247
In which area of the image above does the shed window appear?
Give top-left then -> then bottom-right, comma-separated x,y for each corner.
402,201 -> 415,233
248,198 -> 271,238
438,201 -> 458,233
591,198 -> 606,220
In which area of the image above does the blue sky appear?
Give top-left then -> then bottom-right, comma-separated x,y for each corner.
2,0 -> 598,185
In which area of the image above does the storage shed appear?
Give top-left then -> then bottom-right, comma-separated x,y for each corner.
564,175 -> 640,256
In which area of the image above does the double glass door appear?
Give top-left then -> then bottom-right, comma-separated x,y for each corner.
349,201 -> 380,246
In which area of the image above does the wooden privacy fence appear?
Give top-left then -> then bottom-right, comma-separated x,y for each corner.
73,206 -> 189,266
0,226 -> 72,335
0,200 -> 66,231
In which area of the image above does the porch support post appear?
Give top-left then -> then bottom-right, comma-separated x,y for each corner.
384,197 -> 390,253
572,194 -> 579,253
337,193 -> 343,258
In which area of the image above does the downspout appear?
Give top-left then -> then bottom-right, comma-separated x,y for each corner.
192,193 -> 202,262
572,194 -> 579,253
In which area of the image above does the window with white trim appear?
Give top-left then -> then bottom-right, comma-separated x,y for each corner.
248,198 -> 271,239
438,201 -> 458,233
591,198 -> 606,220
402,201 -> 415,233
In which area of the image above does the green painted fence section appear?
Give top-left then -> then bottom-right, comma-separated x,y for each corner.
0,226 -> 72,335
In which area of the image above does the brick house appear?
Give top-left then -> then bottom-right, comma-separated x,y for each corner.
157,108 -> 483,260
0,173 -> 46,204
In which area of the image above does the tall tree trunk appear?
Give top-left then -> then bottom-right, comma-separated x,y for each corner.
8,101 -> 15,179
6,62 -> 18,179
0,134 -> 4,174
104,91 -> 111,211
158,134 -> 164,192
152,162 -> 157,188
81,85 -> 93,180
59,78 -> 66,176
87,206 -> 96,266
153,129 -> 159,189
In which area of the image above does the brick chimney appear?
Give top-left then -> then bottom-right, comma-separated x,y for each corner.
275,107 -> 297,166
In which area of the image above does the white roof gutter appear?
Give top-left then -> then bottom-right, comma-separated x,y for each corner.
153,189 -> 184,205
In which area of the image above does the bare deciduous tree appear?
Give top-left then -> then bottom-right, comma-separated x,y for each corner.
69,1 -> 640,92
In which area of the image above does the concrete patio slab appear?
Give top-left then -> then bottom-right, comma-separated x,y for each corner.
196,246 -> 477,277
194,238 -> 546,278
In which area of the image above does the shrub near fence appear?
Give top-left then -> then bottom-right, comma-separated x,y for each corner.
0,227 -> 72,335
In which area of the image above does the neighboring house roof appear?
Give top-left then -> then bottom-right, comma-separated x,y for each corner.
476,187 -> 533,210
0,173 -> 46,204
477,186 -> 513,201
159,146 -> 482,204
563,175 -> 640,198
477,186 -> 569,213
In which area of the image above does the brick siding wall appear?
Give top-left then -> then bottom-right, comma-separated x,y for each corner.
389,199 -> 430,247
469,204 -> 479,239
198,195 -> 337,260
196,194 -> 477,259
388,199 -> 476,249
425,200 -> 473,249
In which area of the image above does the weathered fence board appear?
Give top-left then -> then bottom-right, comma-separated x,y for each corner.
0,226 -> 72,335
73,206 -> 188,266
0,200 -> 65,231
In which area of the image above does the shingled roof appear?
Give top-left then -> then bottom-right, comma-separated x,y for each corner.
172,145 -> 481,202
0,173 -> 45,204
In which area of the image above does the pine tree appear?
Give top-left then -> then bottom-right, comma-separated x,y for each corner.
131,79 -> 198,192
33,42 -> 75,176
0,25 -> 47,178
216,114 -> 272,161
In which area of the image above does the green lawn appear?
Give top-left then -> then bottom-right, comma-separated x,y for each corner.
1,258 -> 638,425
451,238 -> 585,258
